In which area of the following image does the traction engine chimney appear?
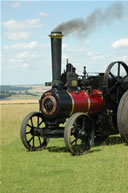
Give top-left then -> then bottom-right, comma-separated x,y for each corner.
49,32 -> 64,87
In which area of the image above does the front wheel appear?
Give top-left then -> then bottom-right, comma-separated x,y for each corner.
64,113 -> 95,155
20,112 -> 49,151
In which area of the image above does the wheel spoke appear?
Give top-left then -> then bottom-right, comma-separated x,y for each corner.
31,118 -> 33,128
38,135 -> 41,146
109,72 -> 115,79
43,138 -> 47,146
28,136 -> 34,144
26,131 -> 31,134
71,138 -> 77,144
118,62 -> 120,77
37,116 -> 39,126
32,136 -> 35,147
27,123 -> 32,128
38,120 -> 43,127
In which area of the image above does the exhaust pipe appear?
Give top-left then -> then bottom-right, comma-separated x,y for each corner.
49,32 -> 64,87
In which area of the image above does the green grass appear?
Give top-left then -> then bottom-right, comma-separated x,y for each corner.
1,104 -> 128,193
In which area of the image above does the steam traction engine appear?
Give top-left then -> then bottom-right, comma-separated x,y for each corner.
20,32 -> 128,155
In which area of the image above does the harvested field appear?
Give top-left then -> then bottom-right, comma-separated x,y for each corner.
0,100 -> 38,105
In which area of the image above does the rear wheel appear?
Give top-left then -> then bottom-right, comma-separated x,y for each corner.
20,112 -> 49,151
64,113 -> 95,155
117,91 -> 128,144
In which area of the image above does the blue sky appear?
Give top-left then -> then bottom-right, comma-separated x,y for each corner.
1,0 -> 128,85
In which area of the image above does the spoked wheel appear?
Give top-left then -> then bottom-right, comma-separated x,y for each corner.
104,61 -> 128,105
20,112 -> 49,151
64,113 -> 95,155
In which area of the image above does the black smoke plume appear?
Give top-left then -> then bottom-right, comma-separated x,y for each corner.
53,3 -> 124,36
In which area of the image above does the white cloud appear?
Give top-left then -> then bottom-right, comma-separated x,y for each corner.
87,51 -> 93,56
16,51 -> 38,59
11,2 -> 21,8
39,11 -> 49,17
122,55 -> 128,61
22,63 -> 30,68
62,43 -> 68,49
3,41 -> 38,50
5,31 -> 30,40
112,37 -> 128,48
92,54 -> 105,60
8,51 -> 40,68
2,18 -> 43,31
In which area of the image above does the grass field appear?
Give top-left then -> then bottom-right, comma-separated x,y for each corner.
1,104 -> 128,193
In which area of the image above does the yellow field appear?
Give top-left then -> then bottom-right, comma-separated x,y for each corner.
0,99 -> 38,105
